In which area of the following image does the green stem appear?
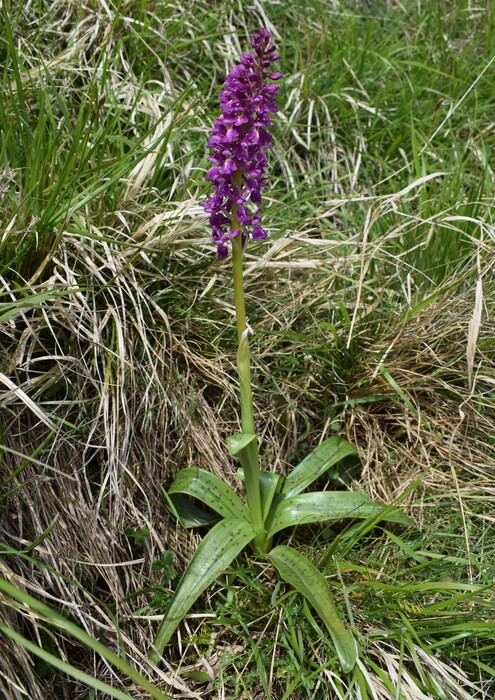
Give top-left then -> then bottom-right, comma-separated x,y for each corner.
230,183 -> 265,548
231,234 -> 255,434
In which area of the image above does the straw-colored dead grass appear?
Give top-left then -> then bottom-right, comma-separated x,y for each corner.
348,276 -> 495,513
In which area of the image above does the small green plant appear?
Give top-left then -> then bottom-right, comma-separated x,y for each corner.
124,526 -> 150,548
149,27 -> 412,673
151,550 -> 178,582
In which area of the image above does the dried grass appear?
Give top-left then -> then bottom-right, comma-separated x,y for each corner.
349,285 -> 494,493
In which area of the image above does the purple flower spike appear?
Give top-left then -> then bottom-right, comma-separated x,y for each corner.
203,28 -> 280,258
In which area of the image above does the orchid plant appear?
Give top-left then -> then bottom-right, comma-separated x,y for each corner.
151,28 -> 411,673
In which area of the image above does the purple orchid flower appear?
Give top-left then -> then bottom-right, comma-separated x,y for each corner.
203,28 -> 281,258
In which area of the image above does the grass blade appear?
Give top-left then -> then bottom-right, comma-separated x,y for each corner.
0,622 -> 137,700
0,578 -> 170,700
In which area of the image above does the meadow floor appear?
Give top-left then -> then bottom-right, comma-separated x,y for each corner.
1,1 -> 495,698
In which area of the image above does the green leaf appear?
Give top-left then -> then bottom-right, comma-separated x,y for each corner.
282,437 -> 357,499
168,467 -> 249,523
150,517 -> 256,661
227,432 -> 256,456
162,489 -> 218,529
267,545 -> 357,673
266,491 -> 414,538
238,468 -> 284,521
258,471 -> 284,521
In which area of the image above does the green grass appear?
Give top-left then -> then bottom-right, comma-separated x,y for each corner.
1,0 -> 495,698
